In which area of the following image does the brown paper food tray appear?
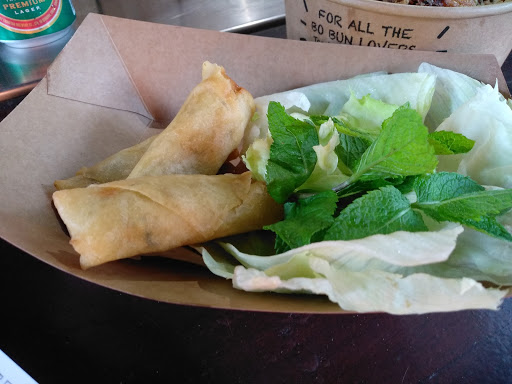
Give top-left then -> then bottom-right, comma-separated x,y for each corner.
0,14 -> 509,314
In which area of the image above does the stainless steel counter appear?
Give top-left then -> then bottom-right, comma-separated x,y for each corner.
94,0 -> 285,33
0,0 -> 286,101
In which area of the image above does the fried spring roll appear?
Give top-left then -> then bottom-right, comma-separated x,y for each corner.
54,135 -> 157,190
52,172 -> 283,269
128,61 -> 255,178
55,61 -> 255,190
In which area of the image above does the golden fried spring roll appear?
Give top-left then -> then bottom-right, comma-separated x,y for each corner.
54,134 -> 157,190
52,172 -> 283,269
55,62 -> 254,190
127,62 -> 255,178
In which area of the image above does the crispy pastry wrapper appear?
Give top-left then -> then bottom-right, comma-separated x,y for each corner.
54,61 -> 255,190
128,61 -> 255,178
52,172 -> 283,269
54,135 -> 157,190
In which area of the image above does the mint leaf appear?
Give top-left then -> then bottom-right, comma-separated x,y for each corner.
413,172 -> 512,241
265,190 -> 339,252
463,216 -> 512,241
323,186 -> 427,241
266,102 -> 319,203
414,172 -> 484,202
335,133 -> 371,173
352,105 -> 438,181
428,131 -> 475,155
413,173 -> 512,218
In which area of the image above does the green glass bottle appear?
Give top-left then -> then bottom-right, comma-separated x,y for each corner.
0,0 -> 76,48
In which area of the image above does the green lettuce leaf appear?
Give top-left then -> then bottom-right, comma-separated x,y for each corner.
419,63 -> 483,130
338,93 -> 398,138
298,118 -> 349,192
413,210 -> 512,285
231,262 -> 505,314
290,71 -> 436,117
214,225 -> 505,314
207,223 -> 464,277
308,259 -> 505,314
435,84 -> 512,189
242,135 -> 272,182
309,115 -> 375,141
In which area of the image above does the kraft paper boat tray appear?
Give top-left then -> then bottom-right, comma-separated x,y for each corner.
0,13 -> 509,313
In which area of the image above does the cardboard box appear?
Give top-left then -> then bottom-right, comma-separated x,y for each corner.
0,14 -> 509,313
285,0 -> 512,66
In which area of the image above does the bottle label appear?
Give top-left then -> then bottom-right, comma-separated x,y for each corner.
0,0 -> 75,42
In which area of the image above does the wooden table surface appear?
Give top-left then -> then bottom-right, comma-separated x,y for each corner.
1,36 -> 511,384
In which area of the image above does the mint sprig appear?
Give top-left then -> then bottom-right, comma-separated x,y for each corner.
349,104 -> 438,182
412,172 -> 512,241
324,186 -> 427,241
262,98 -> 512,250
265,102 -> 319,204
264,190 -> 338,253
428,131 -> 475,155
